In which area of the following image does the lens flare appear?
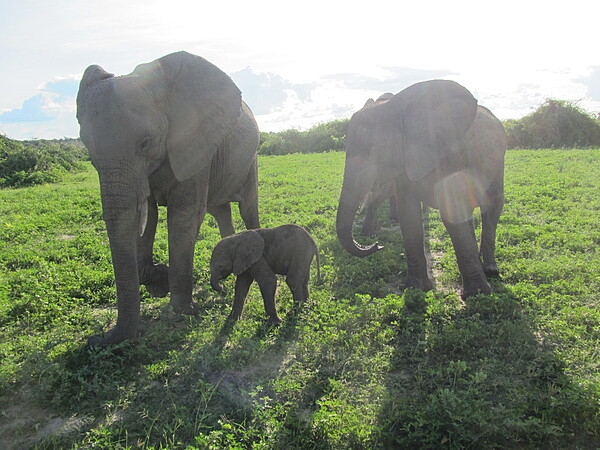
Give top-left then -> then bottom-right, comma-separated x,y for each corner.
433,171 -> 488,224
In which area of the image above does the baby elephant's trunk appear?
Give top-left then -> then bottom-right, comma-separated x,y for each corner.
210,275 -> 223,292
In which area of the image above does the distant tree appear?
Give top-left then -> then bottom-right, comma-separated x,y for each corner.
258,119 -> 349,155
504,99 -> 600,149
0,135 -> 87,187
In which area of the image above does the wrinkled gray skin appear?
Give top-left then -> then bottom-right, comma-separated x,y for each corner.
77,51 -> 260,346
336,80 -> 506,298
360,94 -> 398,236
210,224 -> 320,325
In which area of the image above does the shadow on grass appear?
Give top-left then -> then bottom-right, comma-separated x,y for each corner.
375,283 -> 600,448
325,210 -> 600,448
0,284 -> 306,448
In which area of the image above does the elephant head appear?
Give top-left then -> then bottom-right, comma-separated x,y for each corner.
76,51 -> 243,344
209,231 -> 265,292
336,80 -> 478,257
77,51 -> 242,226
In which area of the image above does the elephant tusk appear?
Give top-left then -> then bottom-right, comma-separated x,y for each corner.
358,191 -> 372,215
138,198 -> 149,237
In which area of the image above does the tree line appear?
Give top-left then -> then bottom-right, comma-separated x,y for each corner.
1,98 -> 599,188
259,98 -> 600,155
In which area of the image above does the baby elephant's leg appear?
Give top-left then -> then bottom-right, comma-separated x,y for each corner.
286,261 -> 311,310
231,272 -> 253,321
249,259 -> 281,325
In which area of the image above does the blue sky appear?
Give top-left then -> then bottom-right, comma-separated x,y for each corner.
1,0 -> 598,140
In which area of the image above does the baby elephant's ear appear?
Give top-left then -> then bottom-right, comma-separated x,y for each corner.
233,231 -> 265,275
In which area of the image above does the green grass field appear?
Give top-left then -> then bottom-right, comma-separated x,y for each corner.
0,150 -> 599,449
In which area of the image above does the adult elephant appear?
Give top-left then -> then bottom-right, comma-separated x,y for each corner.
76,51 -> 260,346
336,80 -> 506,298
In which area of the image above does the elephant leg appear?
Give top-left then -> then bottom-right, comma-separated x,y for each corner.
285,264 -> 310,314
230,271 -> 253,321
90,236 -> 141,346
137,198 -> 169,297
361,196 -> 383,236
396,194 -> 433,291
239,160 -> 260,230
249,259 -> 281,325
389,190 -> 398,221
209,203 -> 236,238
480,186 -> 504,278
89,167 -> 144,346
441,216 -> 492,298
167,179 -> 207,315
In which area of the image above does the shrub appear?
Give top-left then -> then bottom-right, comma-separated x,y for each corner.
259,119 -> 348,155
504,99 -> 600,149
0,135 -> 88,188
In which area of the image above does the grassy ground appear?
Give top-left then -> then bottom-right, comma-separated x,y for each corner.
0,150 -> 599,449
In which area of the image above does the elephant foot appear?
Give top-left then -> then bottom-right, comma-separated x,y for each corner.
142,264 -> 170,297
482,263 -> 500,279
88,327 -> 136,347
461,280 -> 492,299
170,299 -> 200,316
267,315 -> 283,326
227,310 -> 242,321
404,273 -> 434,292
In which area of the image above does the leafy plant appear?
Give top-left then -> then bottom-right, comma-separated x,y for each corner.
504,99 -> 600,149
0,150 -> 599,449
259,120 -> 348,155
0,135 -> 87,188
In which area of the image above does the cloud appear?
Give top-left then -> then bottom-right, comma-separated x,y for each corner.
229,65 -> 459,132
43,78 -> 80,99
0,76 -> 80,138
0,94 -> 54,123
326,66 -> 456,94
0,76 -> 79,133
578,67 -> 600,102
230,67 -> 315,115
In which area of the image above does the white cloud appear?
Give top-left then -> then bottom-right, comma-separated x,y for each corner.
1,0 -> 599,139
0,95 -> 53,123
0,76 -> 79,138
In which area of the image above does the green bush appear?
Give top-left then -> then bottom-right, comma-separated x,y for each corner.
504,99 -> 600,149
259,119 -> 348,155
0,136 -> 87,188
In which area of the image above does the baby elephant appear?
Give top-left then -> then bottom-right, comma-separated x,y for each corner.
210,224 -> 320,324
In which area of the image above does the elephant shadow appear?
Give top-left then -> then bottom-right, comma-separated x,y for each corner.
20,290 -> 303,447
373,283 -> 597,448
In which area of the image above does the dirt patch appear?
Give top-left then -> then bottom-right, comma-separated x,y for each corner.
0,394 -> 89,449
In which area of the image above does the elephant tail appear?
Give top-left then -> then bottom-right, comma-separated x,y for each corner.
312,240 -> 322,286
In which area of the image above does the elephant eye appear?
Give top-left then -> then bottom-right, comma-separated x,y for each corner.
141,136 -> 153,153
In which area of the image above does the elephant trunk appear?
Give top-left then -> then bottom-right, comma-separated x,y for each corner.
210,275 -> 223,292
336,156 -> 384,257
90,161 -> 149,345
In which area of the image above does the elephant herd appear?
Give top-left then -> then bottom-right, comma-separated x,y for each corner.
76,51 -> 506,346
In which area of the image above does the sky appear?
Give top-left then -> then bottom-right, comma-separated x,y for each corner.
0,0 -> 599,140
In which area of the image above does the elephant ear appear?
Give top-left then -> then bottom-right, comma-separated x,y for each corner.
76,65 -> 114,122
392,80 -> 477,181
363,98 -> 375,108
232,231 -> 265,276
147,51 -> 242,182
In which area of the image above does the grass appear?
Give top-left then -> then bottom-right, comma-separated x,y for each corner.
0,150 -> 599,449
